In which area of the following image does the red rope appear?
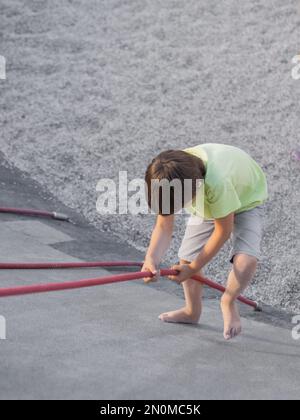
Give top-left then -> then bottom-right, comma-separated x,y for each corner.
0,207 -> 50,217
0,207 -> 69,221
0,209 -> 261,309
0,261 -> 142,269
0,262 -> 260,310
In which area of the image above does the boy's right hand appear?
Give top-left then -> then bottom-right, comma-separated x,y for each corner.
141,259 -> 159,283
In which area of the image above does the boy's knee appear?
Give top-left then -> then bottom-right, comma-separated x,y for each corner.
233,254 -> 257,276
180,259 -> 205,276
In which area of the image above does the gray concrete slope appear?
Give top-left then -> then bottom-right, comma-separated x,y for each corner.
0,219 -> 299,399
0,180 -> 299,399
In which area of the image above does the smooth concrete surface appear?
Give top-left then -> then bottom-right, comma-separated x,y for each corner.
0,157 -> 299,400
0,218 -> 300,400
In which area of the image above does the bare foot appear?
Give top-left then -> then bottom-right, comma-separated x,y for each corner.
220,297 -> 242,340
159,307 -> 201,324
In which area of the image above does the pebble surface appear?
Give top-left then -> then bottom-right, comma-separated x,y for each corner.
0,0 -> 299,311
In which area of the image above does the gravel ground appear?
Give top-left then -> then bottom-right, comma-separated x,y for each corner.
0,0 -> 299,311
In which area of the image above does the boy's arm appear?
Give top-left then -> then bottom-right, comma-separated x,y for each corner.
142,214 -> 174,283
169,213 -> 234,283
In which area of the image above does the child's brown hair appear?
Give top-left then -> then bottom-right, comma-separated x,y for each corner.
145,150 -> 206,215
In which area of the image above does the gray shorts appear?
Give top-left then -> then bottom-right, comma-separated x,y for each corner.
178,205 -> 265,264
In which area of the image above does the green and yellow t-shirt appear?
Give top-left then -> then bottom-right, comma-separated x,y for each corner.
184,143 -> 268,219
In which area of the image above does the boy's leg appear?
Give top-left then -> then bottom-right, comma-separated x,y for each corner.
159,259 -> 204,324
159,216 -> 214,324
221,253 -> 257,340
221,206 -> 264,339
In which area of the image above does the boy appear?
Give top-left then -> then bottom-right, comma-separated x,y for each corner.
142,143 -> 268,340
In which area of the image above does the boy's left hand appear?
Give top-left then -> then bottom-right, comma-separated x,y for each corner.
168,264 -> 197,284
